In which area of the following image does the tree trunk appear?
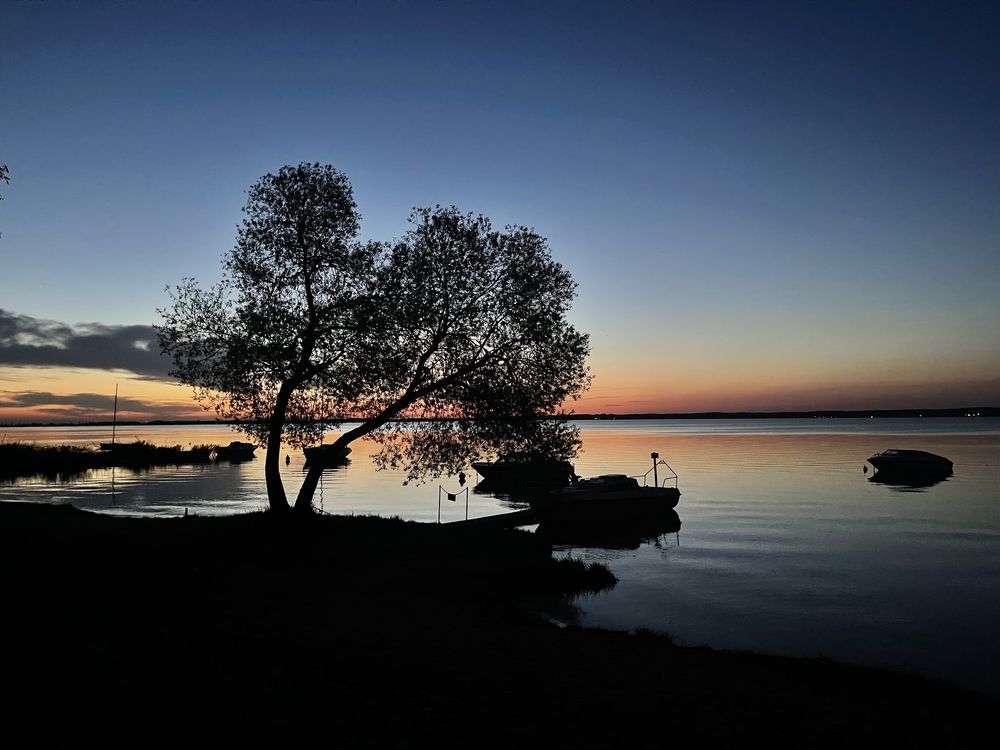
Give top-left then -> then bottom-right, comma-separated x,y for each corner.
293,435 -> 353,512
264,383 -> 295,513
293,463 -> 322,514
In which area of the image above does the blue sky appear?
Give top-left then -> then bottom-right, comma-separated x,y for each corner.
2,0 -> 998,418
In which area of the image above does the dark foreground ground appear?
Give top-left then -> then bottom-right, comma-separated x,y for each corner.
1,503 -> 994,748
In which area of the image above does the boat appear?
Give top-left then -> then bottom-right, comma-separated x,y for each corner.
867,449 -> 953,474
866,449 -> 953,487
530,474 -> 680,525
215,441 -> 257,462
303,444 -> 352,467
471,453 -> 575,488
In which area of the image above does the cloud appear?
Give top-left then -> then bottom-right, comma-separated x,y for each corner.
0,309 -> 171,379
0,389 -> 205,422
0,390 -> 153,411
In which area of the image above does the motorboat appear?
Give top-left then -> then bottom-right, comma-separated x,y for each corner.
867,449 -> 953,474
530,474 -> 680,525
471,453 -> 575,488
303,444 -> 352,467
866,449 -> 953,488
215,441 -> 257,462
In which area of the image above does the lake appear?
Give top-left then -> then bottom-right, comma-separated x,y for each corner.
2,418 -> 998,696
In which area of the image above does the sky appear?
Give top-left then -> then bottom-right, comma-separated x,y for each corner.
1,0 -> 999,422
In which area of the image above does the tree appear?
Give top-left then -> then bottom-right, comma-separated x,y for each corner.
1,164 -> 8,236
290,206 -> 591,512
159,165 -> 590,515
158,163 -> 378,512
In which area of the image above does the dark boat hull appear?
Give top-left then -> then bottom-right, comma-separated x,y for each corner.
303,445 -> 352,467
214,442 -> 257,462
866,449 -> 953,489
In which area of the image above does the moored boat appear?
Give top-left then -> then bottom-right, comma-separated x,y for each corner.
215,441 -> 257,462
866,448 -> 953,488
867,449 -> 953,473
303,444 -> 352,467
471,453 -> 575,488
530,474 -> 680,524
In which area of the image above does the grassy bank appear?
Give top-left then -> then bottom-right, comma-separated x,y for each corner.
1,502 -> 993,747
0,440 -> 218,481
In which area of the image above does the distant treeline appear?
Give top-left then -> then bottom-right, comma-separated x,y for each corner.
575,407 -> 1000,420
2,406 -> 997,428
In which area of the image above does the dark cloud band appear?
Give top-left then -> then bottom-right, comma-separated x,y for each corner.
0,309 -> 171,379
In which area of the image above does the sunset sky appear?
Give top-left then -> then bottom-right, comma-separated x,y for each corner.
2,0 -> 998,422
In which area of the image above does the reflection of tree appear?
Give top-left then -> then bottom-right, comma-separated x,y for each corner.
159,164 -> 590,514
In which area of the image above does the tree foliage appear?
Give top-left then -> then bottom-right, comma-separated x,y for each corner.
352,207 -> 589,482
291,206 -> 590,507
158,163 -> 377,510
158,164 -> 590,513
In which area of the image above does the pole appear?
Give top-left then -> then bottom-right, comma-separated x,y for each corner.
111,384 -> 118,446
465,488 -> 469,521
651,451 -> 658,487
438,487 -> 441,524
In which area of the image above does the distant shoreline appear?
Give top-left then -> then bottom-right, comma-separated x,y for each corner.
2,406 -> 997,428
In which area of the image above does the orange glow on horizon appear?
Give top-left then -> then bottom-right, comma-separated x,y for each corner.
2,361 -> 998,425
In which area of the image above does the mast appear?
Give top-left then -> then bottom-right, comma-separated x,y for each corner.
111,384 -> 118,446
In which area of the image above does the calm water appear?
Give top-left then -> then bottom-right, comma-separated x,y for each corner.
2,419 -> 998,695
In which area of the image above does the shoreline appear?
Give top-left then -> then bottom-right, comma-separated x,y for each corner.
2,406 -> 998,428
1,501 -> 994,745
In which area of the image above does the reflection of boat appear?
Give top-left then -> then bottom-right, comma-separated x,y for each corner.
531,474 -> 680,524
303,444 -> 352,467
868,471 -> 951,490
215,441 -> 257,462
471,453 -> 574,488
866,449 -> 953,490
538,508 -> 681,550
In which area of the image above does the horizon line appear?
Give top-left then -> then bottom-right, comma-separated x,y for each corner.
2,406 -> 997,428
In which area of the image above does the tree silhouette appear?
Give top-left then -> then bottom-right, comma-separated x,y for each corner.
292,206 -> 590,511
159,165 -> 590,514
1,164 -> 9,236
158,163 -> 378,511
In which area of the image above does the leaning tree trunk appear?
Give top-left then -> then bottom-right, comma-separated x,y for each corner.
263,383 -> 295,513
293,435 -> 353,513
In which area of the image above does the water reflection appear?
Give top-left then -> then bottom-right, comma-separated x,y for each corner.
867,467 -> 953,491
539,509 -> 681,550
1,421 -> 999,695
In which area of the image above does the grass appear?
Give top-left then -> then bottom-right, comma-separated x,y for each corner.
0,439 -> 219,481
